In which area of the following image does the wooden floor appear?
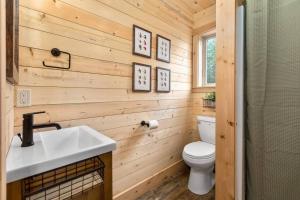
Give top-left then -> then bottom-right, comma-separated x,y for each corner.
137,172 -> 215,200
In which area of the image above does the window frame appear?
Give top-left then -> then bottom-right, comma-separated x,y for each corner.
192,29 -> 216,90
202,34 -> 216,87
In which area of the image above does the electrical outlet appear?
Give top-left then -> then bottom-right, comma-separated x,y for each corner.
16,89 -> 32,107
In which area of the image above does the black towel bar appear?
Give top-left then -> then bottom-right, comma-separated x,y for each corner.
43,48 -> 71,70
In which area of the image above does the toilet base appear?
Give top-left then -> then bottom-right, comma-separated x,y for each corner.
188,168 -> 215,195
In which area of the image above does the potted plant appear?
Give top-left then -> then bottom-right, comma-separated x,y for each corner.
203,92 -> 216,108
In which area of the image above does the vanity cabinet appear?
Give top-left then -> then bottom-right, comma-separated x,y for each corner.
7,152 -> 112,200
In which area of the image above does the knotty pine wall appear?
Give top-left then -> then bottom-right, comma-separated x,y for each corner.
1,82 -> 14,198
191,4 -> 216,138
15,0 -> 194,198
193,4 -> 216,35
1,0 -> 15,196
4,83 -> 14,154
191,92 -> 216,141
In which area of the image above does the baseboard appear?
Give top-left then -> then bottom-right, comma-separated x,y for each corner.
113,160 -> 188,200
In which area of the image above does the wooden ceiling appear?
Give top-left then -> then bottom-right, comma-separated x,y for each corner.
179,0 -> 216,13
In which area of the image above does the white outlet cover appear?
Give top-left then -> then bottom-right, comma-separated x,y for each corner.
16,89 -> 32,107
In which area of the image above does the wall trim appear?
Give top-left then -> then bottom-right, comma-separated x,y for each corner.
215,0 -> 237,199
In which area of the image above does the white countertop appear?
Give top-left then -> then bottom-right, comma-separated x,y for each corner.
6,126 -> 116,183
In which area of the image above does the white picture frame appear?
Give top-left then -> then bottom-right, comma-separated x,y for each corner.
133,25 -> 152,58
156,67 -> 171,93
156,35 -> 171,63
133,63 -> 152,92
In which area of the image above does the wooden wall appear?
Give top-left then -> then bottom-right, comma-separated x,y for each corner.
15,0 -> 193,199
191,3 -> 216,136
0,0 -> 6,197
215,0 -> 236,199
190,93 -> 215,141
193,4 -> 216,36
1,82 -> 14,198
4,84 -> 14,154
1,0 -> 15,198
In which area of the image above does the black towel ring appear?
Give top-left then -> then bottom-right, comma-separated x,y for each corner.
43,48 -> 71,70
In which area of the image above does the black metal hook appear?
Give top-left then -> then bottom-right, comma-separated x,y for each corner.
43,48 -> 71,70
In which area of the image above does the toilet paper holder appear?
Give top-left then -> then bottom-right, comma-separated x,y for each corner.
140,120 -> 159,129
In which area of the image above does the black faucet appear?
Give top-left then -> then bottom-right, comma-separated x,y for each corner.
19,111 -> 62,147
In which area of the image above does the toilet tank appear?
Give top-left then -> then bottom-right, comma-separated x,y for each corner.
197,116 -> 216,145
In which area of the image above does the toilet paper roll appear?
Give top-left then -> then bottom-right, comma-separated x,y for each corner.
148,120 -> 159,129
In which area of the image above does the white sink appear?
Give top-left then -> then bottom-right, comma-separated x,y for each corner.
6,126 -> 116,183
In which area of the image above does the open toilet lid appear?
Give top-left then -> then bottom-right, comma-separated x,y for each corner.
184,141 -> 215,159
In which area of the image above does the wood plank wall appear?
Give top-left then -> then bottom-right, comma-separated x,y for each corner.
1,0 -> 15,198
193,5 -> 216,35
14,0 -> 194,199
191,92 -> 216,137
1,83 -> 14,196
4,84 -> 14,154
215,0 -> 236,199
0,0 -> 6,197
191,4 -> 216,136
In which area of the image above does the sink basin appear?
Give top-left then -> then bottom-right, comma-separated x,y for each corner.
6,126 -> 116,183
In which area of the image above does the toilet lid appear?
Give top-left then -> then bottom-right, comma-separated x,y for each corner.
184,141 -> 215,159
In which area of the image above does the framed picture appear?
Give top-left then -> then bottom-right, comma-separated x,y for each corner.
133,63 -> 152,92
133,25 -> 152,58
156,67 -> 171,93
156,35 -> 171,63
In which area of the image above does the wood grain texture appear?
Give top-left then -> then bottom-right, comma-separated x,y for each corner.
114,160 -> 188,200
191,0 -> 216,127
215,0 -> 236,200
179,0 -> 216,13
1,0 -> 15,198
100,152 -> 113,200
15,0 -> 194,198
0,0 -> 6,198
193,4 -> 216,32
137,171 -> 215,200
5,0 -> 19,84
10,1 -> 219,199
6,180 -> 22,200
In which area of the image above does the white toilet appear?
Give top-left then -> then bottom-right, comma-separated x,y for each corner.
183,116 -> 215,195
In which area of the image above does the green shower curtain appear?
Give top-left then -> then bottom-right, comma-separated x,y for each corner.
246,0 -> 300,199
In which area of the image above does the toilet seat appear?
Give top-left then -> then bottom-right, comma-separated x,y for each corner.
183,141 -> 215,160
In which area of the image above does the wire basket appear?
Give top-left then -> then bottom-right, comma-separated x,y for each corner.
22,156 -> 105,200
203,99 -> 216,108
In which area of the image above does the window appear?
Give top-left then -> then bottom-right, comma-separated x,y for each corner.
202,35 -> 216,86
194,32 -> 216,88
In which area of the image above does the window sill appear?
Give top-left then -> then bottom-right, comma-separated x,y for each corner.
192,86 -> 215,93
